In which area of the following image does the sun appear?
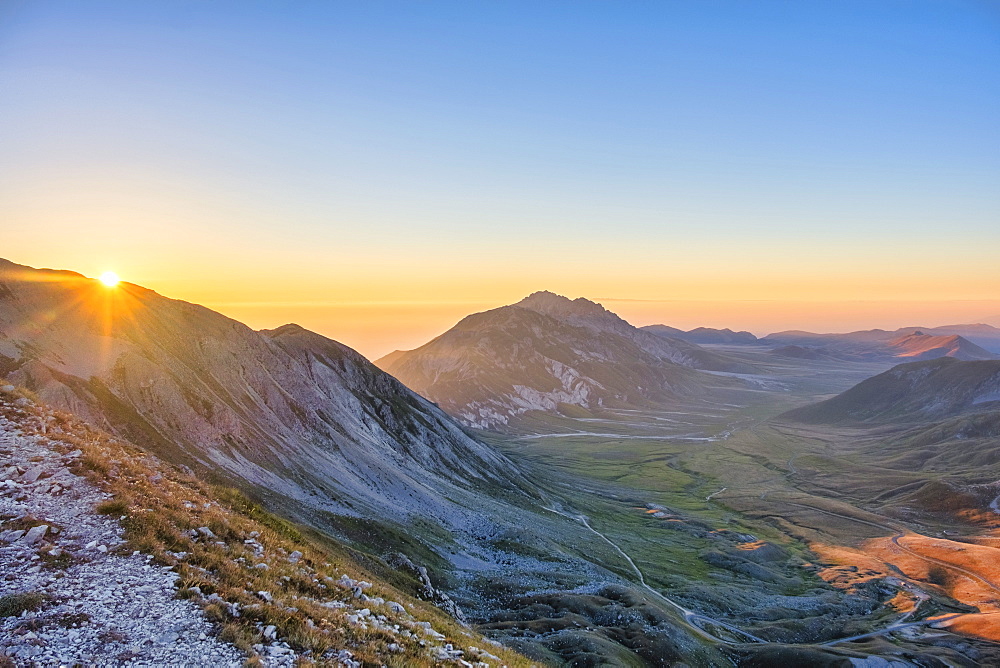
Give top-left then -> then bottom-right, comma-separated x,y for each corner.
99,271 -> 120,287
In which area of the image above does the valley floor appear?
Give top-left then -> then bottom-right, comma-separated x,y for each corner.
480,348 -> 1000,664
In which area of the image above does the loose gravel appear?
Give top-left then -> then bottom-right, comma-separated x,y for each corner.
0,410 -> 247,666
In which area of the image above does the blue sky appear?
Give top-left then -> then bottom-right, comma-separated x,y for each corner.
2,1 -> 998,356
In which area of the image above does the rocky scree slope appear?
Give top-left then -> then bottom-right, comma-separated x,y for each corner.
0,258 -> 530,561
0,392 -> 247,666
376,291 -> 753,429
0,386 -> 531,667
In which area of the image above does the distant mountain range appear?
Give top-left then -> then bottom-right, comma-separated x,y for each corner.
375,291 -> 757,429
782,357 -> 1000,425
640,322 -> 1000,362
762,325 -> 1000,360
641,324 -> 758,344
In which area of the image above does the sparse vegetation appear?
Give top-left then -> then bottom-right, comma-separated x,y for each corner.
36,547 -> 83,571
95,499 -> 129,516
0,591 -> 50,618
0,513 -> 57,534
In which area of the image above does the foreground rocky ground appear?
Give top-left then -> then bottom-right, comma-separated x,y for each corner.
0,394 -> 250,665
0,387 -> 527,667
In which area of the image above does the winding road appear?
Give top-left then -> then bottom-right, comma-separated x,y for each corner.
544,504 -> 767,645
705,487 -> 727,502
821,614 -> 962,646
890,533 -> 1000,594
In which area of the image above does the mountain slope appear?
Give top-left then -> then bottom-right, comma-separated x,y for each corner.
899,324 -> 1000,354
886,331 -> 995,361
782,357 -> 1000,425
376,291 -> 753,429
0,258 -> 525,541
640,323 -> 686,338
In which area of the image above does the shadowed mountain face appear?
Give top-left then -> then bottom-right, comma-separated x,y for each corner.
782,357 -> 1000,425
643,324 -> 758,344
762,327 -> 999,361
376,291 -> 754,429
0,259 -> 525,534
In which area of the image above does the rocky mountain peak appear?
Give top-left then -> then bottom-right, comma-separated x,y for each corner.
513,291 -> 640,339
378,291 -> 755,429
516,291 -> 612,320
264,323 -> 308,335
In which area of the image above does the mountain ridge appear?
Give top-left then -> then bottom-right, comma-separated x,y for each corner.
642,324 -> 759,345
0,261 -> 755,665
0,258 -> 529,543
763,324 -> 1000,357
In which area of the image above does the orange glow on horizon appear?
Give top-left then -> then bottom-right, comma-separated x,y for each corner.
4,252 -> 999,362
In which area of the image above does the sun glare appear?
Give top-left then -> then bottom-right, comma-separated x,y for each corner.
99,271 -> 120,287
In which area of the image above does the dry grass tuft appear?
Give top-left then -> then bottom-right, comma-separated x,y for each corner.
0,591 -> 50,618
